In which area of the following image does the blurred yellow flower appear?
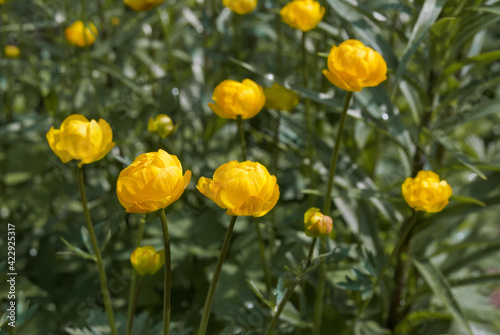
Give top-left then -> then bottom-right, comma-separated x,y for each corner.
197,161 -> 279,217
322,39 -> 387,92
65,21 -> 98,47
402,171 -> 452,213
116,149 -> 191,213
280,0 -> 325,32
264,83 -> 299,112
208,79 -> 265,120
5,45 -> 20,58
124,0 -> 165,11
131,246 -> 165,276
0,0 -> 6,4
110,17 -> 120,26
222,0 -> 257,14
148,114 -> 176,138
46,115 -> 115,167
304,207 -> 333,237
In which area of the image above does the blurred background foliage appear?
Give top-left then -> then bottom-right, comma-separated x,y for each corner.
1,0 -> 500,334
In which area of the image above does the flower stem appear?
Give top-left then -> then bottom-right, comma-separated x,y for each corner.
126,276 -> 143,335
255,219 -> 273,292
126,214 -> 146,335
302,32 -> 314,191
78,166 -> 117,335
159,209 -> 171,335
236,115 -> 247,161
198,215 -> 238,335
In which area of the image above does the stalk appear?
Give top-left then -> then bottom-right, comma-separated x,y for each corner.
159,209 -> 172,335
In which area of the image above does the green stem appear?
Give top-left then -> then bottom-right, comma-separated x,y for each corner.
198,215 -> 238,335
126,215 -> 146,335
302,32 -> 314,190
271,111 -> 281,174
159,209 -> 171,335
255,219 -> 273,292
236,115 -> 247,161
78,167 -> 117,335
126,276 -> 143,335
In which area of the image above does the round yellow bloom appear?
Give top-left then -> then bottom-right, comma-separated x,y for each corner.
222,0 -> 257,15
304,207 -> 333,237
116,149 -> 191,213
197,161 -> 279,217
131,246 -> 165,276
402,171 -> 452,213
264,83 -> 300,112
148,114 -> 175,138
280,0 -> 325,32
208,79 -> 265,120
46,115 -> 115,167
5,45 -> 20,58
110,17 -> 121,26
65,21 -> 98,47
0,0 -> 6,4
322,39 -> 387,92
124,0 -> 165,11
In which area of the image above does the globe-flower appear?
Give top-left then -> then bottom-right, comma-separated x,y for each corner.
280,0 -> 325,32
5,45 -> 20,58
222,0 -> 257,15
148,114 -> 176,138
197,161 -> 279,217
116,149 -> 191,213
65,20 -> 98,47
402,170 -> 452,213
304,207 -> 333,237
208,79 -> 265,120
46,115 -> 115,167
264,83 -> 300,112
322,39 -> 387,92
124,0 -> 165,11
131,246 -> 165,276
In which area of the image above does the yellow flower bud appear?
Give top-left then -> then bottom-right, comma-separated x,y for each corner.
264,83 -> 299,112
304,207 -> 333,237
110,17 -> 121,26
197,161 -> 279,217
124,0 -> 165,11
222,0 -> 257,15
208,79 -> 266,120
280,0 -> 325,32
402,171 -> 452,213
46,114 -> 115,167
322,39 -> 387,92
65,21 -> 98,47
131,246 -> 165,276
148,114 -> 176,138
5,45 -> 20,59
116,149 -> 191,213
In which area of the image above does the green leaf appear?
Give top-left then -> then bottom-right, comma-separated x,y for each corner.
450,195 -> 486,207
59,237 -> 96,262
246,279 -> 273,309
442,50 -> 500,76
412,258 -> 473,335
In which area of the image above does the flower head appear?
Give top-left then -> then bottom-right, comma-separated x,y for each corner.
148,114 -> 176,138
197,161 -> 279,217
264,83 -> 299,112
322,39 -> 387,92
116,149 -> 191,213
46,115 -> 115,167
223,0 -> 257,14
208,79 -> 265,120
5,45 -> 20,58
124,0 -> 165,11
131,246 -> 165,275
304,207 -> 333,237
280,0 -> 325,32
65,21 -> 98,47
402,170 -> 452,213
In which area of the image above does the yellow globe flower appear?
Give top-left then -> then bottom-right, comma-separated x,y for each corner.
402,171 -> 452,213
131,246 -> 165,276
46,115 -> 115,167
322,39 -> 387,92
222,0 -> 257,15
208,79 -> 266,120
124,0 -> 165,11
116,149 -> 191,213
264,83 -> 300,112
65,21 -> 98,47
0,0 -> 6,4
280,0 -> 325,32
5,45 -> 20,58
148,114 -> 175,138
304,207 -> 333,237
197,161 -> 279,217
